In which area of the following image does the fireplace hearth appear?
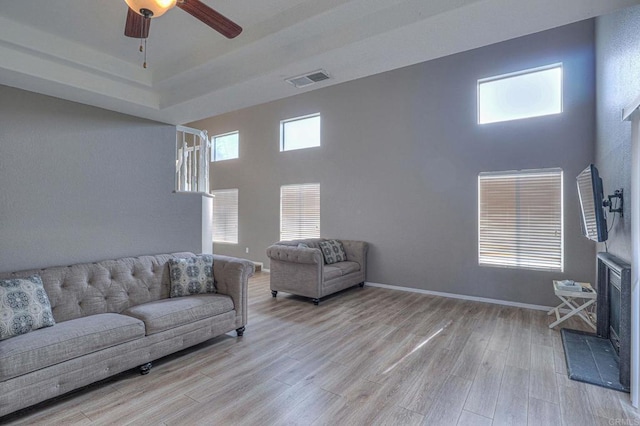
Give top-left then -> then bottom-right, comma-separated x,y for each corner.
561,252 -> 631,391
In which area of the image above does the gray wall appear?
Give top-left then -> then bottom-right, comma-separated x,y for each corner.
191,20 -> 597,306
0,85 -> 203,273
594,6 -> 640,263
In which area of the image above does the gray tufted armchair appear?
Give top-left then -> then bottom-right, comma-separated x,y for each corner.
266,239 -> 368,305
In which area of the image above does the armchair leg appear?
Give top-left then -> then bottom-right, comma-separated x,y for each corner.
236,326 -> 245,337
312,298 -> 320,306
271,290 -> 278,298
139,362 -> 152,375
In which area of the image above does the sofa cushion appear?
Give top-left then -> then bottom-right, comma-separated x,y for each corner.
0,275 -> 55,341
122,294 -> 234,335
331,261 -> 361,276
318,240 -> 347,264
0,313 -> 144,381
168,255 -> 215,297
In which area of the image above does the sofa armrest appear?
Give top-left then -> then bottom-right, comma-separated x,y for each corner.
266,245 -> 323,265
212,255 -> 254,328
341,240 -> 369,273
266,245 -> 324,298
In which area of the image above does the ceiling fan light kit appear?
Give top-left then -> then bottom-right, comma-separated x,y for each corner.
124,0 -> 176,17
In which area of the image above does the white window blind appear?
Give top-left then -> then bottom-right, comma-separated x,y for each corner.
478,168 -> 563,271
280,183 -> 320,240
212,189 -> 238,244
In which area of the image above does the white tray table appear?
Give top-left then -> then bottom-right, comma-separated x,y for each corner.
548,280 -> 597,330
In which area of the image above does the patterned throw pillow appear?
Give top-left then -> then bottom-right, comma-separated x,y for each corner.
318,239 -> 347,264
168,255 -> 215,298
0,275 -> 55,341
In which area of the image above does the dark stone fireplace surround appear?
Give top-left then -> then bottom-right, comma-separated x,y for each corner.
596,252 -> 632,389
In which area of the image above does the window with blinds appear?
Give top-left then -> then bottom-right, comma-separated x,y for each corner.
280,183 -> 320,240
212,189 -> 238,244
478,168 -> 563,271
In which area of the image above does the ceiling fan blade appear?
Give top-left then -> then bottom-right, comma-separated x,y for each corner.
176,0 -> 242,39
124,7 -> 150,38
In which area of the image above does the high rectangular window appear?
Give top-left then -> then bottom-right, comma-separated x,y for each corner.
212,188 -> 238,244
212,131 -> 239,162
280,113 -> 321,151
478,64 -> 562,124
280,183 -> 320,240
478,168 -> 563,271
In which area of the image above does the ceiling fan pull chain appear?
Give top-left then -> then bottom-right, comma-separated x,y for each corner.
138,15 -> 147,69
139,13 -> 144,52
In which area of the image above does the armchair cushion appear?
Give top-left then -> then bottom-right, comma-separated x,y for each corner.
318,239 -> 347,264
332,261 -> 360,275
322,261 -> 360,281
323,266 -> 343,280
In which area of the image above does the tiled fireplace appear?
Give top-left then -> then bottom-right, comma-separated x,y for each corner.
597,252 -> 632,389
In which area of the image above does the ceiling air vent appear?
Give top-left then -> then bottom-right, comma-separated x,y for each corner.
285,70 -> 330,88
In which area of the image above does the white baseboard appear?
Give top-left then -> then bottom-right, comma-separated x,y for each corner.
262,268 -> 270,273
365,281 -> 555,312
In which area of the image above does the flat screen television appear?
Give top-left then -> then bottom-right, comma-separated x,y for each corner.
577,164 -> 608,242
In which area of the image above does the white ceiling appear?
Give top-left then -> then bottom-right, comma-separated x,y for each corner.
0,0 -> 638,125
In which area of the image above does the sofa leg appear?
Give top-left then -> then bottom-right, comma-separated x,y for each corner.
359,282 -> 365,288
139,362 -> 153,375
236,326 -> 246,337
271,290 -> 277,298
312,298 -> 320,306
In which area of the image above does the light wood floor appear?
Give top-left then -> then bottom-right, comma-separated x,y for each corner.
3,272 -> 639,425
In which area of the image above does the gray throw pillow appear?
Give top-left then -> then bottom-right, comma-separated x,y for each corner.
168,255 -> 215,298
0,275 -> 55,341
318,239 -> 347,264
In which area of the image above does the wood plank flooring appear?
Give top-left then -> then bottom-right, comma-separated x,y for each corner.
2,272 -> 639,425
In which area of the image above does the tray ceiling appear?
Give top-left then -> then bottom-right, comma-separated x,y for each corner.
0,0 -> 638,124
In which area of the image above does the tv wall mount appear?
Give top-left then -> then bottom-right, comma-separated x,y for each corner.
604,189 -> 624,217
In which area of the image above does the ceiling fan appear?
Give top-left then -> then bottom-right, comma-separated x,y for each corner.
124,0 -> 242,41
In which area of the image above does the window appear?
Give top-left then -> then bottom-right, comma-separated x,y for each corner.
478,168 -> 563,271
212,188 -> 238,244
280,183 -> 320,240
212,131 -> 239,161
478,64 -> 562,124
280,113 -> 321,151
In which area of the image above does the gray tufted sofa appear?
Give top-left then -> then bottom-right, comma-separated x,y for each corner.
266,239 -> 368,305
0,252 -> 254,418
